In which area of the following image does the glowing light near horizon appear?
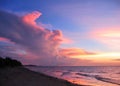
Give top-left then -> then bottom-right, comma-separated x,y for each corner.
69,52 -> 120,61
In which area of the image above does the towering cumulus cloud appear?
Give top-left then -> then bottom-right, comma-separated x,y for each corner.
0,10 -> 94,66
0,10 -> 64,65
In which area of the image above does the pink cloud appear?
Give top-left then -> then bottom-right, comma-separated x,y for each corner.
0,10 -> 76,65
22,11 -> 42,25
0,37 -> 11,42
90,27 -> 120,50
1,10 -> 118,66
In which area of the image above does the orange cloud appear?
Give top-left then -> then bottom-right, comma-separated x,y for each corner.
59,47 -> 120,65
59,48 -> 95,57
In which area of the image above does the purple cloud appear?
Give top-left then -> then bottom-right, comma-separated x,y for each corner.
0,10 -> 95,66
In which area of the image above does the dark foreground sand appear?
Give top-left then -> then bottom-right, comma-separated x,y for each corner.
0,67 -> 88,86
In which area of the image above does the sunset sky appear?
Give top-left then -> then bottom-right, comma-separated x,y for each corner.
0,0 -> 120,66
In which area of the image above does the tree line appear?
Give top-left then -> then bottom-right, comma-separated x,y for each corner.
0,57 -> 22,68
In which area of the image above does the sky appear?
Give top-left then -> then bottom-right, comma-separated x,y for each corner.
0,0 -> 120,66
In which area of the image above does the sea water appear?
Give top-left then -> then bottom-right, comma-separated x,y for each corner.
26,66 -> 120,86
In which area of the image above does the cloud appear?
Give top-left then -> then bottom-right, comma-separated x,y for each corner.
114,59 -> 120,61
91,28 -> 120,51
0,10 -> 97,66
59,48 -> 95,57
0,37 -> 11,42
0,10 -> 64,65
22,11 -> 42,25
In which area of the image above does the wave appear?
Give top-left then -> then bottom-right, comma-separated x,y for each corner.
76,73 -> 94,77
76,73 -> 120,85
61,71 -> 71,76
95,75 -> 120,85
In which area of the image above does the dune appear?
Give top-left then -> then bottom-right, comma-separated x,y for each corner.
0,67 -> 88,86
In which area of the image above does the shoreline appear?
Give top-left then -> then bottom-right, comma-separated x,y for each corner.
0,67 -> 89,86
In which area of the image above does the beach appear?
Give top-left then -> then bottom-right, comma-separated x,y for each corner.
26,66 -> 120,86
0,67 -> 86,86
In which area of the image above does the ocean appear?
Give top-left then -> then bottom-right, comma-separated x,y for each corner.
26,66 -> 120,86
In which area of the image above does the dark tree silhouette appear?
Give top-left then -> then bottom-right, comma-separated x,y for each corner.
0,57 -> 22,68
0,57 -> 5,68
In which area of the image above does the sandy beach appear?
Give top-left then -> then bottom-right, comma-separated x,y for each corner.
0,67 -> 87,86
